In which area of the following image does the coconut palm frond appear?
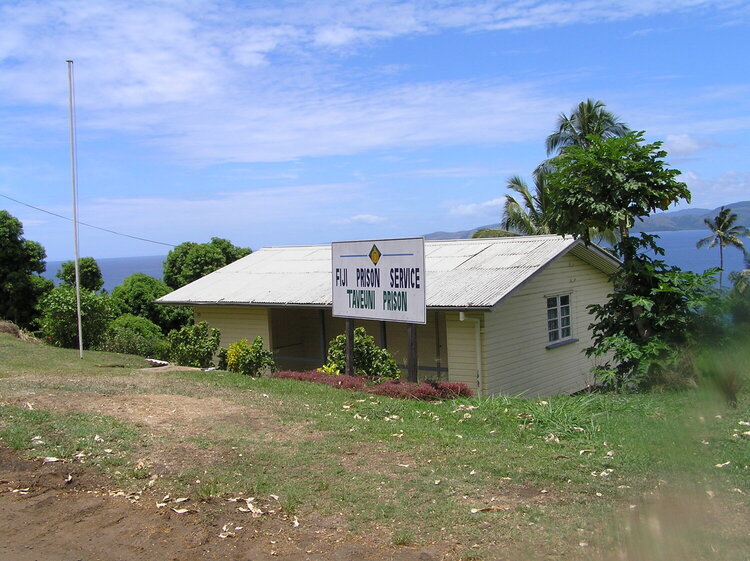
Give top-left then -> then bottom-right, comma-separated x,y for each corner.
696,234 -> 717,249
546,98 -> 629,155
501,195 -> 538,235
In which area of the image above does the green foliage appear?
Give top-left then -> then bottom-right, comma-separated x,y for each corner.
693,336 -> 749,408
216,347 -> 228,370
225,337 -> 275,376
163,237 -> 251,289
38,286 -> 117,349
471,229 -> 517,239
0,209 -> 51,328
501,172 -> 554,235
586,238 -> 718,390
56,257 -> 104,292
325,327 -> 400,379
167,321 -> 221,368
111,273 -> 191,333
546,131 -> 690,251
99,314 -> 165,357
546,98 -> 630,155
544,130 -> 703,390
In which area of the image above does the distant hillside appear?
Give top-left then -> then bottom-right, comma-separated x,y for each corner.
424,223 -> 503,240
632,201 -> 750,232
425,201 -> 750,239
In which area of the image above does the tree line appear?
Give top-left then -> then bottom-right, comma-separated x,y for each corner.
0,215 -> 249,356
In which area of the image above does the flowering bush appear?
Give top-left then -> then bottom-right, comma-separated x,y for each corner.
273,370 -> 473,401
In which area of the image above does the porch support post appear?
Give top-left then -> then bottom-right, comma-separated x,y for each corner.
345,318 -> 354,376
407,323 -> 418,383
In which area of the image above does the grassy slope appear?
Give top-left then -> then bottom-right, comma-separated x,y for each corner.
1,335 -> 748,559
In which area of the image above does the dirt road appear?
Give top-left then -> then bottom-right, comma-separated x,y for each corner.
0,447 -> 441,561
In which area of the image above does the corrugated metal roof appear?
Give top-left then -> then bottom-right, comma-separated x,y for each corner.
157,235 -> 619,309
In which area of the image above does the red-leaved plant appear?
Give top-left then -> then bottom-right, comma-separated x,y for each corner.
273,371 -> 473,401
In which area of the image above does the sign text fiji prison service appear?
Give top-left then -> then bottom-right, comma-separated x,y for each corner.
331,237 -> 426,324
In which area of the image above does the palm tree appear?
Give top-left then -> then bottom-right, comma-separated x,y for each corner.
546,98 -> 630,156
501,171 -> 552,235
501,169 -> 618,246
696,206 -> 750,289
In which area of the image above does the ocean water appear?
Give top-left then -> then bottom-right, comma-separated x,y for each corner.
40,232 -> 747,293
43,255 -> 166,293
651,230 -> 747,281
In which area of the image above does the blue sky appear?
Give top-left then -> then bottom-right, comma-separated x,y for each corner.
1,0 -> 749,260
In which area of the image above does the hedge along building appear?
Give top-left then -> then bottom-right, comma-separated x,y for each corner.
157,236 -> 619,397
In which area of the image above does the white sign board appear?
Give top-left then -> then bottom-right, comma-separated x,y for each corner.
332,237 -> 426,324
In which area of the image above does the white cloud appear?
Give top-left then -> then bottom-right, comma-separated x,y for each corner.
664,134 -> 716,156
1,0 -> 744,164
679,170 -> 750,208
450,198 -> 504,217
389,166 -> 499,179
336,213 -> 387,224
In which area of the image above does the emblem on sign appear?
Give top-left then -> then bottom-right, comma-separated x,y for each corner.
369,244 -> 382,265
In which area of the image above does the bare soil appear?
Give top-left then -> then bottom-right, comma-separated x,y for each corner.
0,387 -> 446,561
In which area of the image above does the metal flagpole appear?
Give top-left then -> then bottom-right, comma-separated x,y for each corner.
67,60 -> 84,359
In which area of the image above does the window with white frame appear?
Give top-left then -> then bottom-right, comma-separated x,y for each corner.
546,294 -> 571,343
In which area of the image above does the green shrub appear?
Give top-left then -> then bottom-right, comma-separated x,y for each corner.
226,337 -> 275,376
111,273 -> 192,334
100,314 -> 165,357
216,347 -> 228,370
150,338 -> 171,361
324,327 -> 400,379
38,287 -> 116,349
167,321 -> 221,368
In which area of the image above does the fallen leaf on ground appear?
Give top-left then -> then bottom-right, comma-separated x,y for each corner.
171,508 -> 192,514
470,506 -> 511,513
42,457 -> 61,463
715,461 -> 731,468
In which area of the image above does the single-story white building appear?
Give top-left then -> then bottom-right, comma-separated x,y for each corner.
157,236 -> 618,397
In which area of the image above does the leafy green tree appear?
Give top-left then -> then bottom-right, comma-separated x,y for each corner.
38,287 -> 116,349
546,131 -> 690,262
0,210 -> 52,328
545,131 -> 705,389
696,206 -> 749,289
586,245 -> 716,389
546,98 -> 629,155
163,237 -> 251,289
111,273 -> 191,333
56,257 -> 104,292
499,100 -> 625,242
